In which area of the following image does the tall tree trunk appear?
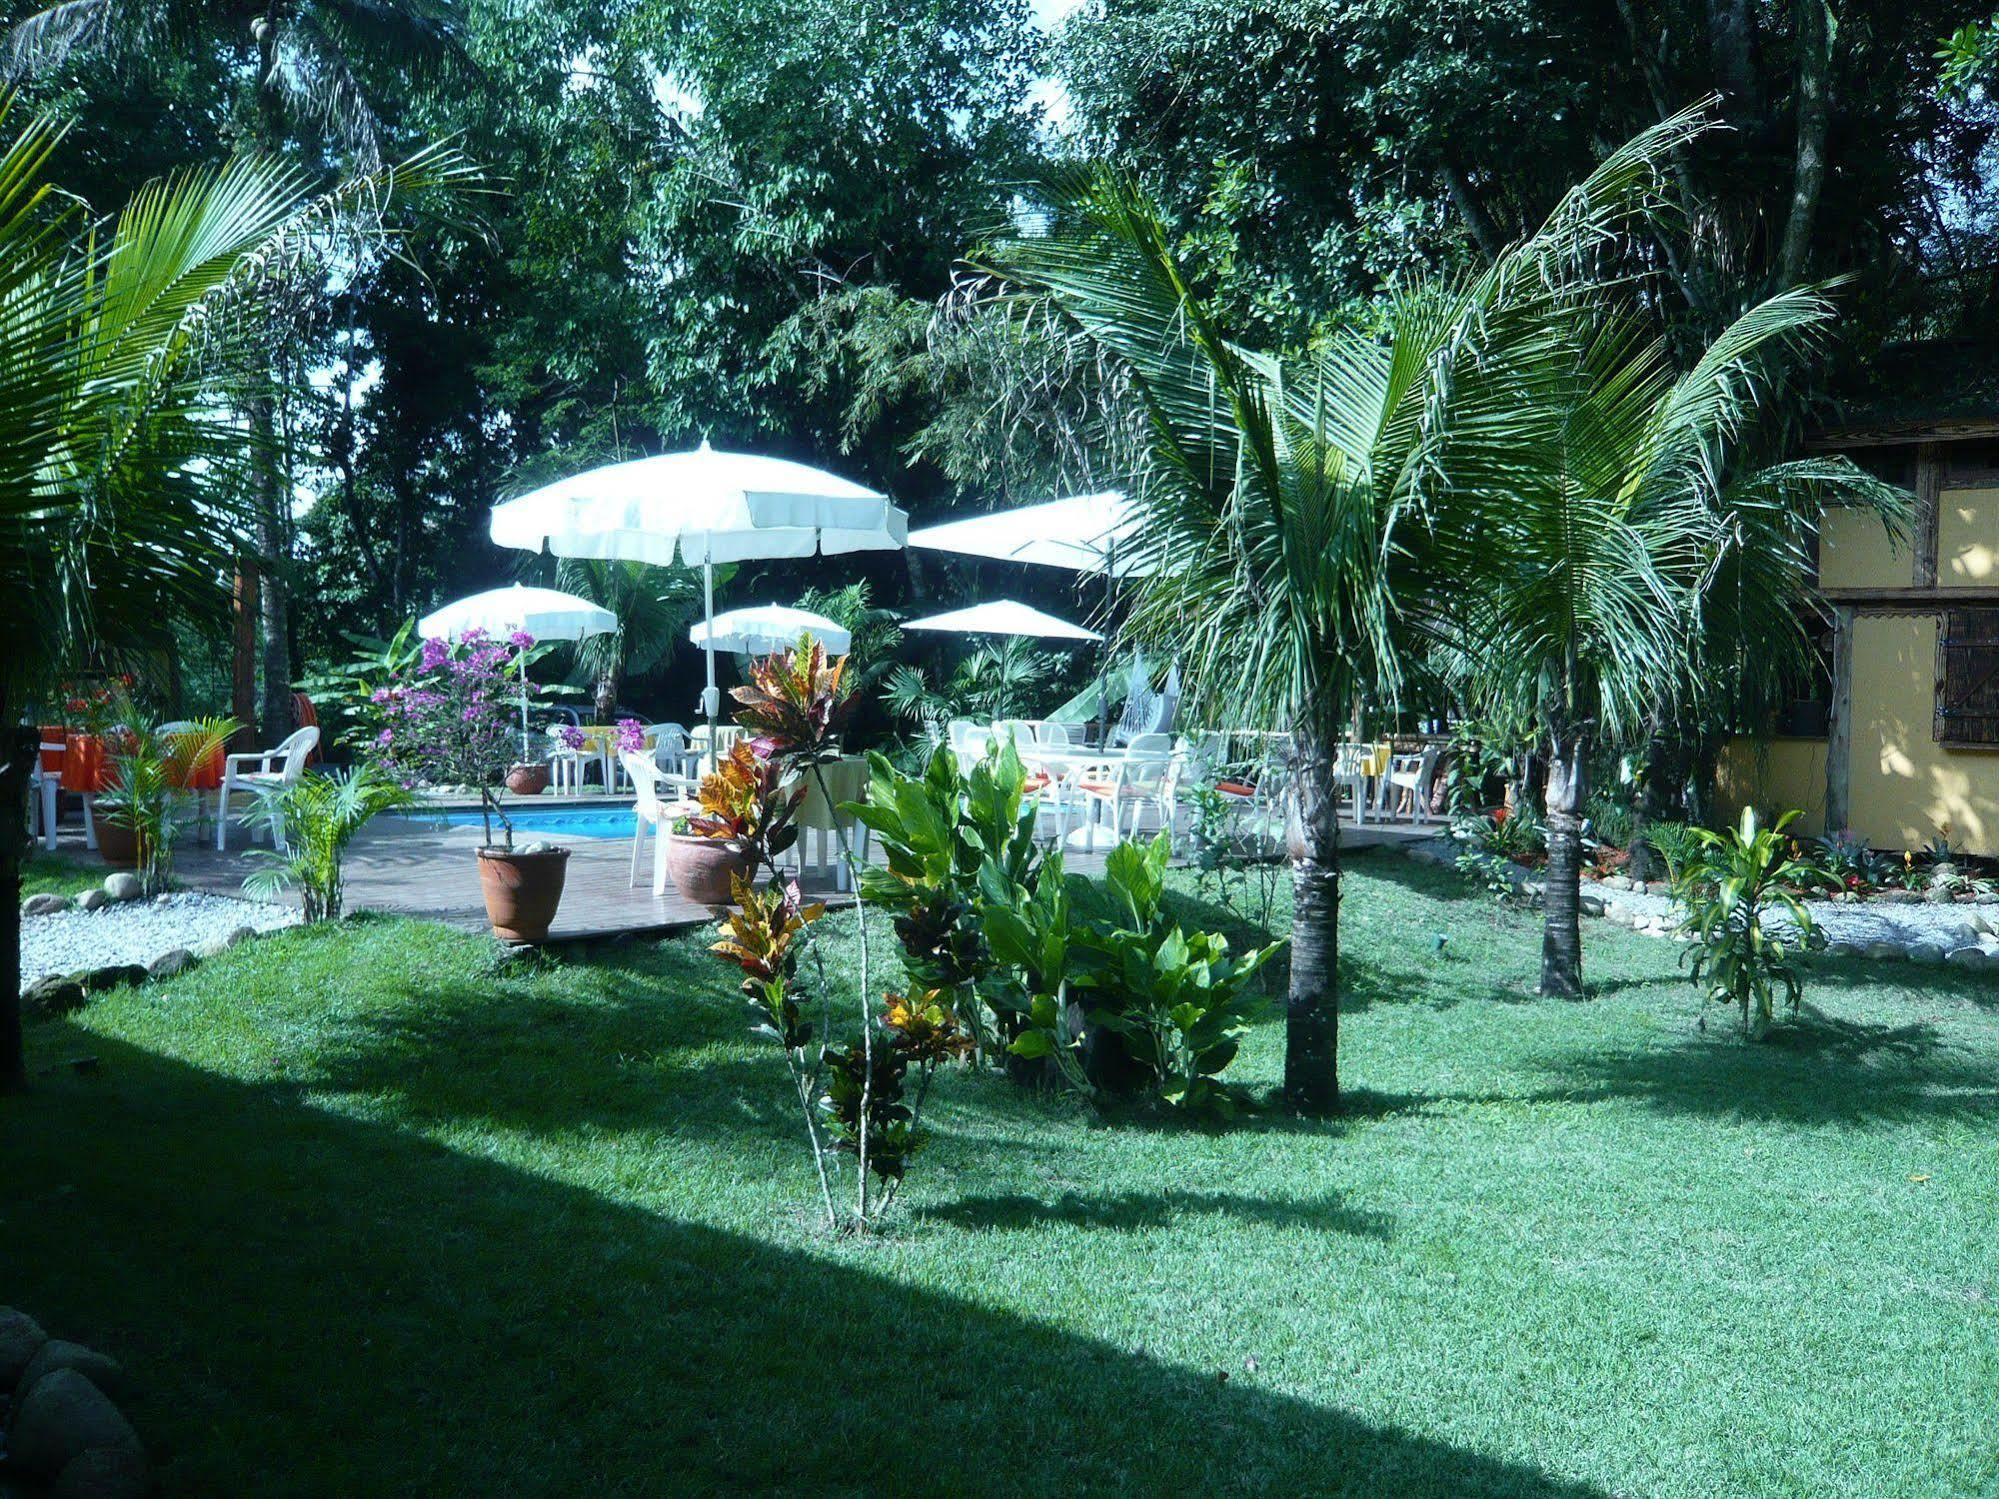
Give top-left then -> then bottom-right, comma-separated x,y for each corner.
249,388 -> 294,745
230,561 -> 260,751
1539,722 -> 1589,999
1778,0 -> 1832,285
1284,730 -> 1341,1113
2,715 -> 34,1093
593,669 -> 620,725
1708,0 -> 1761,119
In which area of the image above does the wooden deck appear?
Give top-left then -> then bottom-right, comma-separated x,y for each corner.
146,801 -> 1435,945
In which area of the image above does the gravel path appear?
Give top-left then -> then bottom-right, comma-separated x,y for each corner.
1585,878 -> 1999,951
22,891 -> 298,985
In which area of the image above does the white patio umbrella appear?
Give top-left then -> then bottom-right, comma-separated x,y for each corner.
692,604 -> 852,655
906,491 -> 1149,577
903,599 -> 1101,643
419,583 -> 617,758
488,441 -> 907,750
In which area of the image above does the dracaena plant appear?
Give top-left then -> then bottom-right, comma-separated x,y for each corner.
1675,808 -> 1821,1040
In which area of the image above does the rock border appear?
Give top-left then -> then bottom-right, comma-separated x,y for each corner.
0,1306 -> 150,1497
17,920 -> 264,1014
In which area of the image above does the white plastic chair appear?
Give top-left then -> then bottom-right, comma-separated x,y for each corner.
1113,734 -> 1177,847
546,727 -> 585,796
646,723 -> 694,779
1381,743 -> 1444,823
789,755 -> 871,891
29,737 -> 62,852
217,726 -> 319,851
945,719 -> 979,752
993,719 -> 1036,749
1035,722 -> 1076,749
622,748 -> 681,896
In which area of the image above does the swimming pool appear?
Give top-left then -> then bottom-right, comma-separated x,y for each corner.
429,807 -> 637,840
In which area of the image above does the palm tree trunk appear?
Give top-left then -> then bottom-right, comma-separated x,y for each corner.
1284,731 -> 1341,1112
593,669 -> 620,725
1540,722 -> 1589,998
249,388 -> 294,744
2,717 -> 35,1093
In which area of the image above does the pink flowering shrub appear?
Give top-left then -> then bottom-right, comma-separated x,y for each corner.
372,627 -> 530,848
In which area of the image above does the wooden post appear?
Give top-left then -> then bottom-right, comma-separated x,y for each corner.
1914,442 -> 1941,588
231,561 -> 260,749
1825,605 -> 1854,833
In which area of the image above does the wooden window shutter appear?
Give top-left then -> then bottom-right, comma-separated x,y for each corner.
1936,609 -> 1999,747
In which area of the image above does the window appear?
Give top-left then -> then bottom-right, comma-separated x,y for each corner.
1936,609 -> 1999,747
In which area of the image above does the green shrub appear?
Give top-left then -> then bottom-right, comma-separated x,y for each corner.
1640,820 -> 1706,882
242,763 -> 415,922
1582,794 -> 1635,851
1676,808 -> 1820,1040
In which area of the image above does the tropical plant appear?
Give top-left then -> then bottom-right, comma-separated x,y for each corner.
794,582 -> 902,698
1813,828 -> 1886,893
550,558 -> 707,723
0,101 -> 472,1091
240,762 -> 414,921
1676,808 -> 1820,1039
1583,793 -> 1637,853
1641,821 -> 1708,883
980,109 -> 1760,1106
729,635 -> 853,767
371,630 -> 529,848
884,637 -> 1063,736
1002,834 -> 1283,1117
687,739 -> 803,854
96,718 -> 237,894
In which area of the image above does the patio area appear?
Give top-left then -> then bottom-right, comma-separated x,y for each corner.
151,798 -> 1432,941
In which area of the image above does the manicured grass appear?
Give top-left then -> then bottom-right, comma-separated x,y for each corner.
19,849 -> 107,900
6,853 -> 1997,1495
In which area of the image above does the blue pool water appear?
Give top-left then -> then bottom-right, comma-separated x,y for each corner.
432,807 -> 637,839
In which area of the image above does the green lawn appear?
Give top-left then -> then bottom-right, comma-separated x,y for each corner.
6,853 -> 1997,1495
20,848 -> 110,900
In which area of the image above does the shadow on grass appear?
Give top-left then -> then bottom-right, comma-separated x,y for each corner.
5,1027 -> 1612,1497
924,1187 -> 1394,1237
1540,1006 -> 1998,1126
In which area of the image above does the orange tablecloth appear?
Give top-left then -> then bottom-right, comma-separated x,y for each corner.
37,726 -> 66,774
60,733 -> 113,793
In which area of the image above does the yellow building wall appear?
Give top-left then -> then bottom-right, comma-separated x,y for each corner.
1715,738 -> 1828,838
1940,487 -> 1999,587
1846,613 -> 1999,856
1818,505 -> 1908,591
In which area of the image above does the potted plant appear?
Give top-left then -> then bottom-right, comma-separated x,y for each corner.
374,629 -> 571,941
668,738 -> 799,905
96,718 -> 237,890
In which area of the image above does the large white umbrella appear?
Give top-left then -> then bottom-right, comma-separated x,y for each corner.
419,583 -> 617,759
692,604 -> 852,655
906,492 -> 1149,577
489,441 -> 907,748
903,599 -> 1101,643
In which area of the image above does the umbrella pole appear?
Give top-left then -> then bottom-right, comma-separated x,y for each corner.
702,556 -> 718,770
519,650 -> 532,763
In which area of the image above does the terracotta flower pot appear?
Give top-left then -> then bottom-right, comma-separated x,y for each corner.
477,846 -> 571,942
666,834 -> 757,906
505,762 -> 551,796
95,818 -> 147,869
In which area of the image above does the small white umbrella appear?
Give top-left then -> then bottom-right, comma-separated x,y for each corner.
489,441 -> 906,749
692,604 -> 852,655
906,492 -> 1149,577
419,583 -> 617,759
903,599 -> 1101,643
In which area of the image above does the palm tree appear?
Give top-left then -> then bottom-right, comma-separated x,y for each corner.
1437,295 -> 1906,998
981,113 -> 1734,1109
0,103 -> 473,1091
10,0 -> 467,745
548,559 -> 706,723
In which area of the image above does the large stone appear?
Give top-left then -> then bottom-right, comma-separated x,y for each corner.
1876,889 -> 1921,905
1579,895 -> 1606,918
1603,875 -> 1633,891
1908,943 -> 1946,965
21,975 -> 88,1018
190,937 -> 230,961
99,873 -> 141,903
17,1340 -> 134,1405
7,1369 -> 141,1477
53,1446 -> 152,1499
1946,946 -> 1989,969
1864,942 -> 1906,962
1972,910 -> 1997,937
145,948 -> 195,981
72,889 -> 107,912
0,1306 -> 48,1387
80,965 -> 146,995
22,892 -> 68,917
222,925 -> 258,950
1824,941 -> 1862,959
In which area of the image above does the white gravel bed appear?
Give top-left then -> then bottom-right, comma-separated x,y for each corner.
22,891 -> 299,986
1584,878 -> 1998,952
